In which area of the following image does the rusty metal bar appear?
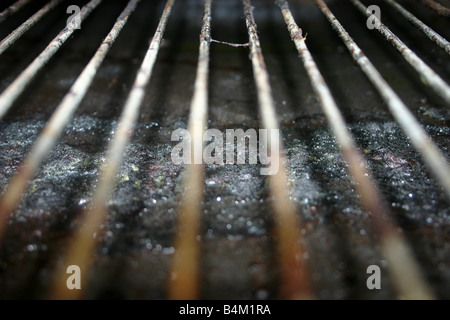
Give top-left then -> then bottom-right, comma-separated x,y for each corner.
314,0 -> 438,299
281,0 -> 435,300
49,0 -> 175,300
0,0 -> 31,24
315,0 -> 450,200
0,0 -> 140,250
243,0 -> 313,300
350,0 -> 450,105
383,0 -> 450,55
0,0 -> 63,56
0,0 -> 103,120
419,0 -> 450,17
168,0 -> 212,300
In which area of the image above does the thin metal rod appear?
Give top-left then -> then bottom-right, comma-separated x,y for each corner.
339,0 -> 450,199
319,0 -> 450,190
49,0 -> 175,300
280,0 -> 434,300
419,0 -> 450,17
168,0 -> 212,300
0,0 -> 31,24
383,0 -> 450,55
243,0 -> 313,300
0,0 -> 140,251
0,0 -> 63,56
350,0 -> 450,105
0,0 -> 103,120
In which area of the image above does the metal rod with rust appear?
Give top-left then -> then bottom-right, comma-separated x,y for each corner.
383,0 -> 450,55
243,0 -> 313,300
280,0 -> 435,300
168,0 -> 212,300
0,0 -> 140,250
0,0 -> 64,56
49,0 -> 175,300
0,0 -> 103,120
316,0 -> 450,201
0,0 -> 31,24
351,0 -> 450,105
419,0 -> 450,17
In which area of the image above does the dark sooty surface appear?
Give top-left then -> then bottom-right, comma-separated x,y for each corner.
0,0 -> 449,299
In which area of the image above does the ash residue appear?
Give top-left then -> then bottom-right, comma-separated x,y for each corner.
0,115 -> 449,299
0,116 -> 184,299
282,120 -> 449,299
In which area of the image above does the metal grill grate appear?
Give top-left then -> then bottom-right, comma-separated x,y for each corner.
0,0 -> 448,300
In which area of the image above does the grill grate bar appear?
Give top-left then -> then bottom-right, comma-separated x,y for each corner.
0,0 -> 103,120
0,0 -> 447,300
244,0 -> 313,300
280,0 -> 434,300
49,0 -> 175,300
0,0 -> 140,249
384,0 -> 450,55
169,0 -> 212,300
316,0 -> 448,298
315,0 -> 450,200
0,0 -> 63,57
0,0 -> 31,24
420,0 -> 450,17
350,0 -> 450,105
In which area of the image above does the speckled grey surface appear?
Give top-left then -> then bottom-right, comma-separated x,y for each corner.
0,0 -> 448,299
